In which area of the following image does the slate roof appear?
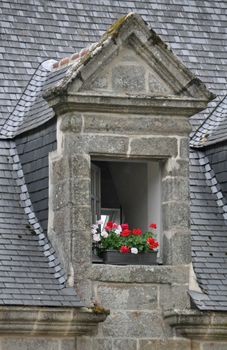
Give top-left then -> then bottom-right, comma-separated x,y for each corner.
1,0 -> 227,311
191,95 -> 227,148
189,148 -> 227,310
1,0 -> 227,130
0,139 -> 82,306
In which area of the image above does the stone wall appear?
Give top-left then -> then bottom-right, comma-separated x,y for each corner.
75,264 -> 191,350
0,338 -> 76,350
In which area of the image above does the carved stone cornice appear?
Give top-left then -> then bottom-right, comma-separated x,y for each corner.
165,309 -> 227,340
0,306 -> 108,336
49,93 -> 210,118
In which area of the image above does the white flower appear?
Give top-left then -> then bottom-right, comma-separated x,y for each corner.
117,225 -> 122,232
131,247 -> 138,254
91,224 -> 98,230
93,233 -> 101,242
101,230 -> 108,238
91,228 -> 97,234
96,219 -> 104,225
115,228 -> 121,235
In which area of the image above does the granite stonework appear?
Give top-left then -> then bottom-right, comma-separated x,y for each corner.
44,13 -> 225,350
0,306 -> 107,350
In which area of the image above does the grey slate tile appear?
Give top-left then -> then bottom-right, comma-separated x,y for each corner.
190,148 -> 227,310
0,139 -> 82,307
0,0 -> 227,132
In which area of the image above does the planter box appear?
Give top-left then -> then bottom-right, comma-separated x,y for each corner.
100,250 -> 157,265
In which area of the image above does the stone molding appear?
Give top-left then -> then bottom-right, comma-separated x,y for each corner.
0,306 -> 108,336
49,94 -> 211,118
165,310 -> 227,340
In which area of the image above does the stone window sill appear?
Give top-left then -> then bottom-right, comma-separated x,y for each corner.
89,264 -> 189,285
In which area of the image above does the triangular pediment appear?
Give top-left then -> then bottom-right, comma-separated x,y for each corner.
65,13 -> 213,101
79,45 -> 173,96
44,13 -> 214,113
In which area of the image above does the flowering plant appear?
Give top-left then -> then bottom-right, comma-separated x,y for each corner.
92,220 -> 159,255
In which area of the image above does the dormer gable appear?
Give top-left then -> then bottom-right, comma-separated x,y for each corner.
44,13 -> 214,115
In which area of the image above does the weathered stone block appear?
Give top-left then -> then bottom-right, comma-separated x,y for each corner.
202,343 -> 227,350
148,72 -> 170,94
92,338 -> 112,350
112,65 -> 146,93
76,336 -> 92,350
53,177 -> 90,209
64,135 -> 129,155
52,180 -> 71,210
130,137 -> 177,157
51,156 -> 70,184
139,339 -> 191,350
60,113 -> 83,133
170,232 -> 191,264
90,75 -> 109,90
179,137 -> 189,159
112,338 -> 137,350
72,230 -> 92,266
162,230 -> 191,265
60,338 -> 77,350
162,158 -> 189,178
83,114 -> 191,135
162,202 -> 190,230
52,207 -> 72,233
191,341 -> 201,350
71,178 -> 90,206
100,311 -> 169,338
75,277 -> 93,304
90,264 -> 189,285
70,154 -> 90,178
159,283 -> 190,311
96,283 -> 158,310
162,177 -> 189,202
0,338 -> 60,350
72,206 -> 91,231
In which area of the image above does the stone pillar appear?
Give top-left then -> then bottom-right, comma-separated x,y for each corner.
48,113 -> 93,302
161,136 -> 191,265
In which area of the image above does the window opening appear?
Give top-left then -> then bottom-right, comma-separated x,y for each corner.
91,159 -> 161,230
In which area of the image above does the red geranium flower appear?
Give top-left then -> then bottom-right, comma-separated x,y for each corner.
146,237 -> 159,250
120,245 -> 130,253
146,237 -> 154,245
105,221 -> 113,231
149,242 -> 159,250
149,223 -> 157,229
132,228 -> 142,235
121,223 -> 129,230
112,223 -> 118,229
121,229 -> 131,237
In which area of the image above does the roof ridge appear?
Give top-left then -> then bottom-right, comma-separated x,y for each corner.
51,13 -> 135,71
52,45 -> 96,71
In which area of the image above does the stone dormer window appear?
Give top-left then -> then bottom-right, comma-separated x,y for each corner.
46,13 -> 213,297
